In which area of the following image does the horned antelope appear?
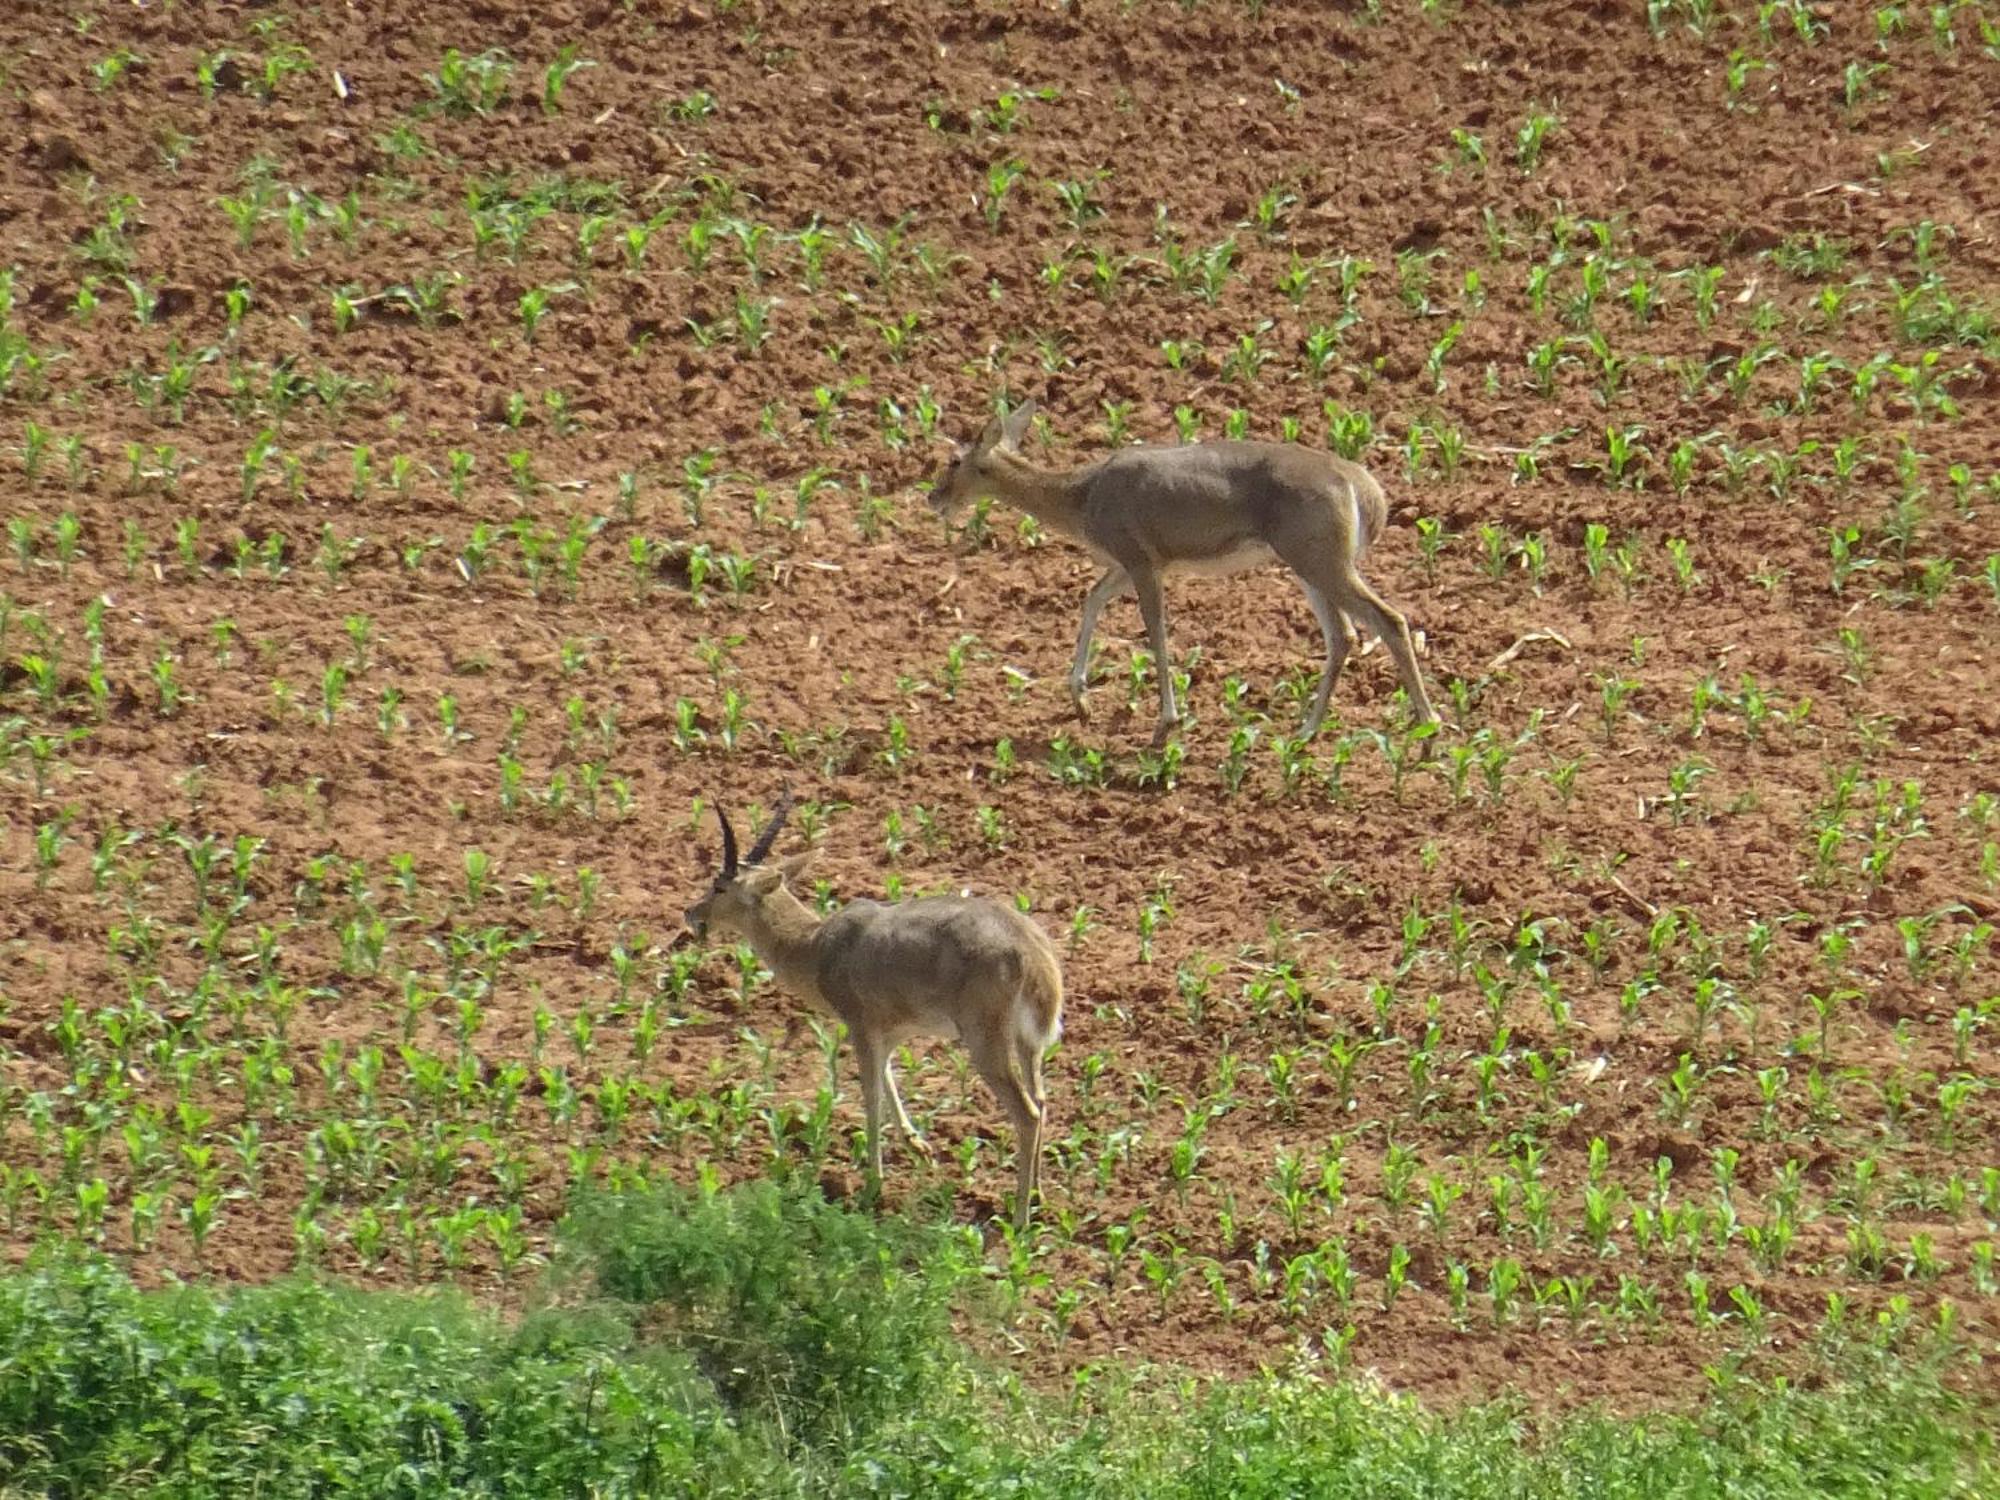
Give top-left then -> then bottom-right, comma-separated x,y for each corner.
928,399 -> 1441,749
682,793 -> 1064,1232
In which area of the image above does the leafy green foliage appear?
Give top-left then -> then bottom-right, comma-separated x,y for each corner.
558,1178 -> 977,1445
1,1202 -> 1991,1498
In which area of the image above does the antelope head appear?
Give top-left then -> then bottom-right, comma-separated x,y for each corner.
925,398 -> 1037,520
684,790 -> 798,940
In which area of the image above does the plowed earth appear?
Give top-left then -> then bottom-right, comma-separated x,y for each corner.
0,0 -> 1996,1409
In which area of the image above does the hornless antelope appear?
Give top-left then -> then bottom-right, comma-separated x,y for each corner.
683,793 -> 1064,1232
928,399 -> 1441,748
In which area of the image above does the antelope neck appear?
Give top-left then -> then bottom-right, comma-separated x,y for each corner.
734,882 -> 823,989
983,448 -> 1093,538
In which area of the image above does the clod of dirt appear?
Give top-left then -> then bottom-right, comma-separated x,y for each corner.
27,134 -> 88,176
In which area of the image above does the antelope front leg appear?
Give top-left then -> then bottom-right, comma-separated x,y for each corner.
880,1051 -> 934,1159
1131,568 -> 1179,747
855,1037 -> 888,1191
1068,567 -> 1127,722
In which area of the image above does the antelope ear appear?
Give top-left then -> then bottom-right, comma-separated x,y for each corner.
777,851 -> 817,884
973,413 -> 1006,452
999,397 -> 1038,449
742,866 -> 784,894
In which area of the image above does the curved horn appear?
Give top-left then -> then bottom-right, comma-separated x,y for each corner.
716,804 -> 739,877
745,787 -> 795,866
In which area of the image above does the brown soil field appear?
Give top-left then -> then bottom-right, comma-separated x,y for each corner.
0,0 -> 1996,1410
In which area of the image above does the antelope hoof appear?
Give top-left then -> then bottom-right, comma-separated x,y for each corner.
1149,720 -> 1177,750
903,1130 -> 937,1162
1069,687 -> 1091,723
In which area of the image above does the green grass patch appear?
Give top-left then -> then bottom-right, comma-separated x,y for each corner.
1,1179 -> 1991,1498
